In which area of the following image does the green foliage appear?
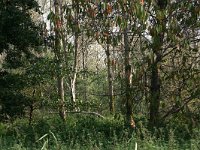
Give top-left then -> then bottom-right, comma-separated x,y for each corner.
0,0 -> 199,149
0,0 -> 41,63
0,73 -> 29,119
0,0 -> 43,121
0,115 -> 199,149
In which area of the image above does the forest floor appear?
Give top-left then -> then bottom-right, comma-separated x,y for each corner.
0,114 -> 199,150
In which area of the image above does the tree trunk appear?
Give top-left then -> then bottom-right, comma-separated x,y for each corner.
82,40 -> 88,104
149,0 -> 167,127
54,0 -> 66,121
105,44 -> 114,114
71,32 -> 78,109
58,76 -> 66,121
124,29 -> 135,128
70,71 -> 77,110
149,62 -> 160,127
70,0 -> 79,110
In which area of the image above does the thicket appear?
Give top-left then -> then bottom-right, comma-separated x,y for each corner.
0,114 -> 200,150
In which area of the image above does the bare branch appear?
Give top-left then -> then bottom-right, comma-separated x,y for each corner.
65,111 -> 105,119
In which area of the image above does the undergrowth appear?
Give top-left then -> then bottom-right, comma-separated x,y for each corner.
0,115 -> 199,150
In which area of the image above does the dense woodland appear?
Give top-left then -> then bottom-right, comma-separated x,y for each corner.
0,0 -> 200,149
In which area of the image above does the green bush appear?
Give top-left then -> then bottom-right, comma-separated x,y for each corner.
0,115 -> 199,149
0,122 -> 7,136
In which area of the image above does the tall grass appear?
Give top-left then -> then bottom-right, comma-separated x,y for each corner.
0,116 -> 199,150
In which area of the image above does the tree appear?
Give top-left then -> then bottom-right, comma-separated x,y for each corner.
0,0 -> 42,120
141,0 -> 200,127
0,0 -> 40,59
53,0 -> 66,121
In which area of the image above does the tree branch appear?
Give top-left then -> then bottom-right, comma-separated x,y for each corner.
162,96 -> 196,120
65,111 -> 105,119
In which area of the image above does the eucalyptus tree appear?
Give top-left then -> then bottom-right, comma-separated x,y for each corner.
157,0 -> 200,124
45,0 -> 98,116
108,0 -> 148,127
64,0 -> 82,110
54,0 -> 66,120
82,0 -> 116,114
80,0 -> 149,127
138,0 -> 200,127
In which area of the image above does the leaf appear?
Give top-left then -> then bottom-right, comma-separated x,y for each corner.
37,133 -> 48,142
41,140 -> 48,150
106,4 -> 112,14
116,16 -> 122,26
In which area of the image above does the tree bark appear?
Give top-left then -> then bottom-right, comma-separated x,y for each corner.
105,44 -> 114,114
149,62 -> 160,127
70,0 -> 79,111
149,0 -> 167,127
70,32 -> 78,110
124,29 -> 135,128
58,76 -> 66,121
54,0 -> 66,121
82,38 -> 88,104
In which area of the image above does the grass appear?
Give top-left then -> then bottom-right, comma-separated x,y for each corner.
0,115 -> 199,150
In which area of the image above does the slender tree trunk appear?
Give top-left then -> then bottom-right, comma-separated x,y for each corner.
80,36 -> 89,110
70,70 -> 77,110
70,0 -> 79,110
149,62 -> 160,127
105,44 -> 114,114
71,32 -> 78,109
58,76 -> 66,120
124,29 -> 135,128
82,40 -> 88,104
54,0 -> 66,121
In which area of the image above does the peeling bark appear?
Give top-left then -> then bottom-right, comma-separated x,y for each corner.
54,0 -> 66,121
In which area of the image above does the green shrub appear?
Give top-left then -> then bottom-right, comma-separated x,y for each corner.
0,115 -> 199,150
0,122 -> 7,136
